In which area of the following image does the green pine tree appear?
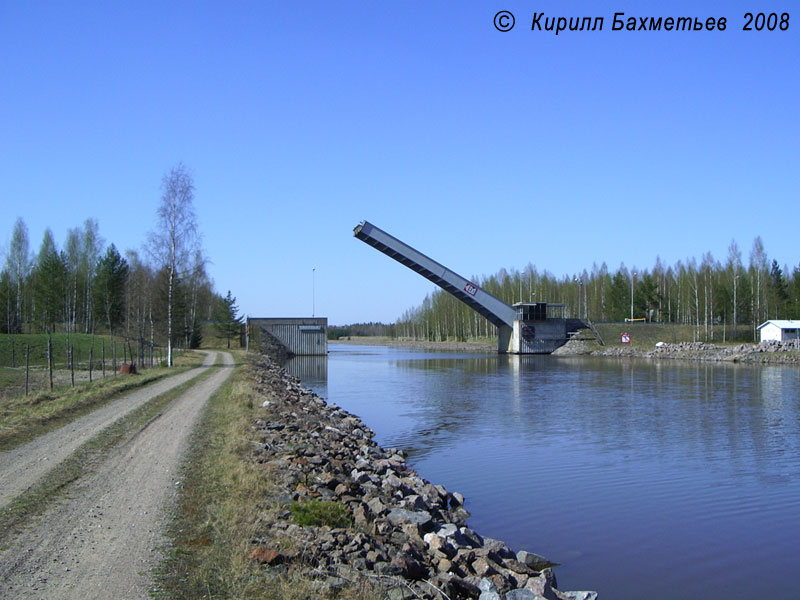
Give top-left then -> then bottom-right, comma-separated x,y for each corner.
214,290 -> 243,348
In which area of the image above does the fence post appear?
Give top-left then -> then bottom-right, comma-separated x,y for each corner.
48,335 -> 54,391
113,341 -> 117,375
70,345 -> 75,387
89,345 -> 94,382
25,344 -> 30,396
102,339 -> 106,378
11,338 -> 15,368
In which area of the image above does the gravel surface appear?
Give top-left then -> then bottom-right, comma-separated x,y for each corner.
0,351 -> 219,509
0,351 -> 234,600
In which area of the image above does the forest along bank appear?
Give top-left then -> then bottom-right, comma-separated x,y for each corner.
248,354 -> 598,600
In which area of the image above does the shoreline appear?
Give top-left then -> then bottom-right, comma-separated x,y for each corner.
248,352 -> 598,600
331,337 -> 800,365
331,336 -> 496,353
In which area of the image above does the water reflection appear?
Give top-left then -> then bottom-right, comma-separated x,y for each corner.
302,345 -> 800,599
284,354 -> 327,386
338,350 -> 800,484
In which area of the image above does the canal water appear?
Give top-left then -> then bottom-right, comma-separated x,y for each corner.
285,344 -> 800,600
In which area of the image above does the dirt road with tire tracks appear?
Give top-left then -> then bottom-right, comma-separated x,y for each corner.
0,351 -> 234,599
0,351 -> 219,509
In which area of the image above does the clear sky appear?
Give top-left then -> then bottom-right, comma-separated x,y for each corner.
1,2 -> 797,324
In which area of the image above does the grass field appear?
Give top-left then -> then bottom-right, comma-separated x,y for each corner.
0,332 -> 192,400
0,350 -> 205,452
591,322 -> 755,349
0,333 -> 158,368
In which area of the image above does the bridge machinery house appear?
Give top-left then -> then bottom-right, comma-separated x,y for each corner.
247,317 -> 328,356
757,320 -> 800,343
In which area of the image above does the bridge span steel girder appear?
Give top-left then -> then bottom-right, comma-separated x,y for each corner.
353,221 -> 517,330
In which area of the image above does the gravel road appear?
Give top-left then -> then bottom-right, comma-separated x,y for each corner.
0,351 -> 219,509
0,351 -> 234,599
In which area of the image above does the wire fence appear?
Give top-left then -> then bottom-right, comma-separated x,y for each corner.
0,335 -> 183,399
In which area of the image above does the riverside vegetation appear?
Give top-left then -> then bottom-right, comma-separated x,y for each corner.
155,351 -> 598,600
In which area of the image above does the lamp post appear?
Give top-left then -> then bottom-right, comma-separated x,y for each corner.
733,273 -> 739,339
312,268 -> 316,317
630,271 -> 637,321
575,277 -> 583,319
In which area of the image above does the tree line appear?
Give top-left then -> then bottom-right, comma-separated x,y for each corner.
1,164 -> 242,361
395,237 -> 800,343
327,322 -> 393,340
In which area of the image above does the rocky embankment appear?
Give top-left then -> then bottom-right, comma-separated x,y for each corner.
247,354 -> 597,600
556,339 -> 800,364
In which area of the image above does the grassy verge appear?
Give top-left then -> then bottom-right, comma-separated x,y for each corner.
0,350 -> 205,452
153,357 -> 379,600
591,322 -> 754,349
0,364 -> 218,547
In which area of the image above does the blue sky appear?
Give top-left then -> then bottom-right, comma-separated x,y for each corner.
1,2 -> 797,324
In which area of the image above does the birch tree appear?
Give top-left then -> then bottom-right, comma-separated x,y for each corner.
6,218 -> 31,333
148,163 -> 198,366
726,241 -> 743,339
81,219 -> 103,333
749,236 -> 768,334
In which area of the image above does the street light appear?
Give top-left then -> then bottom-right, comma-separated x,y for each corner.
312,268 -> 316,317
575,277 -> 583,319
733,273 -> 739,338
630,271 -> 637,321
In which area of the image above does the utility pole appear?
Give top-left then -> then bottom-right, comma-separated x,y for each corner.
630,271 -> 637,321
733,273 -> 738,339
312,268 -> 316,317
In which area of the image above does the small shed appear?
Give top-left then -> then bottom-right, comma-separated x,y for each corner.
757,320 -> 800,343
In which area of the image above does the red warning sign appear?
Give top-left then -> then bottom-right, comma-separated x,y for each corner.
464,282 -> 478,297
620,332 -> 631,344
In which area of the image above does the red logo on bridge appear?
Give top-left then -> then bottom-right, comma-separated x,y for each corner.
464,283 -> 478,297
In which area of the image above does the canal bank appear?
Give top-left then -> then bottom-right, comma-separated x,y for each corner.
560,338 -> 800,364
332,336 -> 800,365
332,336 -> 495,353
247,352 -> 598,600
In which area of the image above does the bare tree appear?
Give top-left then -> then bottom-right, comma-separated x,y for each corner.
81,218 -> 103,333
65,227 -> 82,333
750,236 -> 768,336
185,248 -> 210,348
148,163 -> 198,366
6,218 -> 32,333
726,240 -> 743,339
124,249 -> 153,357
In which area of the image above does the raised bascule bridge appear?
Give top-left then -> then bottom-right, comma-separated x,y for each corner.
353,220 -> 603,354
